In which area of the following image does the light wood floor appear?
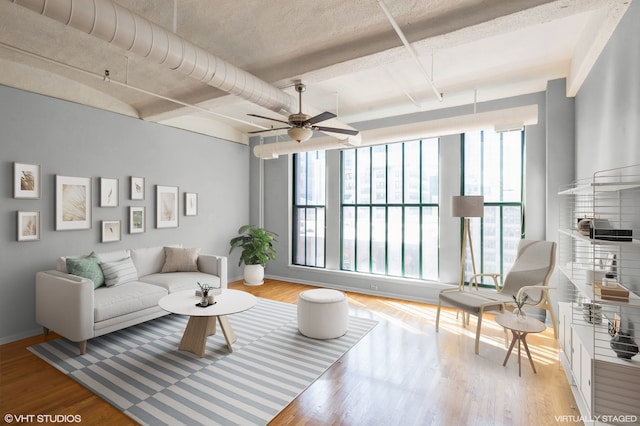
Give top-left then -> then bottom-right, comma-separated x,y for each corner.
1,279 -> 582,425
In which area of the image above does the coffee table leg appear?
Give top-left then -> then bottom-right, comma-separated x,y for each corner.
179,316 -> 216,357
218,315 -> 237,353
518,333 -> 522,377
521,333 -> 536,374
503,330 -> 518,366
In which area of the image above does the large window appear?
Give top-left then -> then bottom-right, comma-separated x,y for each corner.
341,139 -> 439,279
463,129 -> 524,284
293,151 -> 326,267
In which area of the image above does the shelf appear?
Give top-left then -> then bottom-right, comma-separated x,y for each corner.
558,228 -> 640,246
558,182 -> 640,195
559,264 -> 640,308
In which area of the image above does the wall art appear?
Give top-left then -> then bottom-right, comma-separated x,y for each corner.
129,206 -> 145,234
100,177 -> 119,207
13,162 -> 41,199
185,192 -> 198,216
101,220 -> 121,242
56,175 -> 91,230
156,185 -> 178,228
17,211 -> 40,241
130,176 -> 145,200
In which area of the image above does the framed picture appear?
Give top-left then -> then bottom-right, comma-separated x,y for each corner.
156,185 -> 179,228
101,220 -> 121,243
100,178 -> 119,207
56,175 -> 92,230
17,211 -> 40,241
185,192 -> 198,216
14,162 -> 41,199
129,206 -> 146,234
130,176 -> 145,200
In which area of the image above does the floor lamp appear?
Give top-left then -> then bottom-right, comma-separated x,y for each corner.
451,195 -> 484,289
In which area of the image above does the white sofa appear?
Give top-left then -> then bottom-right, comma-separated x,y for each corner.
35,245 -> 227,355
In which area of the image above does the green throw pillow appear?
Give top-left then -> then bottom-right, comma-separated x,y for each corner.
66,252 -> 105,289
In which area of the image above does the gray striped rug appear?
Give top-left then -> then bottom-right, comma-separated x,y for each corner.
29,297 -> 377,425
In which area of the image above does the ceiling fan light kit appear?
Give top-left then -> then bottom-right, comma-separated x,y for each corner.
288,127 -> 314,143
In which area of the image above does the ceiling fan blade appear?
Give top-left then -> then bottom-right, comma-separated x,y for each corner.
314,125 -> 360,136
248,113 -> 290,125
248,126 -> 291,134
304,111 -> 336,126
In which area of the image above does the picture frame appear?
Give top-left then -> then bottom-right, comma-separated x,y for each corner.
130,176 -> 145,200
156,185 -> 179,228
17,211 -> 40,241
129,206 -> 146,234
185,192 -> 198,216
14,162 -> 41,199
56,175 -> 92,231
101,220 -> 121,243
100,177 -> 119,207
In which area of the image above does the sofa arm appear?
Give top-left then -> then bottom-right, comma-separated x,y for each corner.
36,270 -> 95,342
198,255 -> 228,288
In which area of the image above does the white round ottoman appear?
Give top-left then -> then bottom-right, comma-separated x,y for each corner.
297,289 -> 348,339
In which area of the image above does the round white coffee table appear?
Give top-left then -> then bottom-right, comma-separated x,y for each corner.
158,289 -> 257,357
495,312 -> 546,376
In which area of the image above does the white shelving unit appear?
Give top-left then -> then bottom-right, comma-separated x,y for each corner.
557,164 -> 640,425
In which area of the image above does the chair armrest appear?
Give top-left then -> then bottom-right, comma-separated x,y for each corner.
468,273 -> 502,291
35,270 -> 95,342
516,285 -> 556,303
197,254 -> 228,289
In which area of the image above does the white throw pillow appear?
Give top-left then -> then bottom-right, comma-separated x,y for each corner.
101,256 -> 138,287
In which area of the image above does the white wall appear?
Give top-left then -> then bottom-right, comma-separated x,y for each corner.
1,85 -> 250,343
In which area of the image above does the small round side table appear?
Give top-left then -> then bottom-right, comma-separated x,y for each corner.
495,312 -> 546,376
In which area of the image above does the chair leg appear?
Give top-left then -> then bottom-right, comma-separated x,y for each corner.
547,305 -> 558,338
475,312 -> 483,355
436,301 -> 441,332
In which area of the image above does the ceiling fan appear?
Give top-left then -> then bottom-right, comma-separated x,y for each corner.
248,82 -> 359,143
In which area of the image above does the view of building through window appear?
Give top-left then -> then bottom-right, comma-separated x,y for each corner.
463,129 -> 524,284
292,129 -> 523,283
341,139 -> 439,279
293,151 -> 326,267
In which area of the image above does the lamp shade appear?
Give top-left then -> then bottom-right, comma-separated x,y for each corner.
451,195 -> 484,218
288,127 -> 313,143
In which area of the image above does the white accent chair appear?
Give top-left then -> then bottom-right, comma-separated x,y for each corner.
436,239 -> 557,354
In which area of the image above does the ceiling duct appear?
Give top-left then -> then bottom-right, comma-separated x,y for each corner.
11,0 -> 357,140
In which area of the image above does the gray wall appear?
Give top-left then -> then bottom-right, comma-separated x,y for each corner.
1,85 -> 249,343
575,0 -> 640,179
253,92 -> 551,305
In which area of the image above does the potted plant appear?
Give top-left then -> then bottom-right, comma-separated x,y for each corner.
229,224 -> 277,286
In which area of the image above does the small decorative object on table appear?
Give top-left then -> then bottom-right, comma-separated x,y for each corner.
512,293 -> 528,320
196,282 -> 217,307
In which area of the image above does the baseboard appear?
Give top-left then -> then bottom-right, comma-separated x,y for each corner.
0,327 -> 43,345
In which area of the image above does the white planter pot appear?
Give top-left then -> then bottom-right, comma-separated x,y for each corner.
243,264 -> 264,286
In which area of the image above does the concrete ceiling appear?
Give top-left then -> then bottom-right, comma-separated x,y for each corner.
0,0 -> 632,145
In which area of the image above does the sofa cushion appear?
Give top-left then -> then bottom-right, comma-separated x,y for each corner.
57,249 -> 130,273
131,245 -> 181,277
93,281 -> 167,322
66,252 -> 104,289
161,247 -> 200,272
140,272 -> 221,293
101,256 -> 138,287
